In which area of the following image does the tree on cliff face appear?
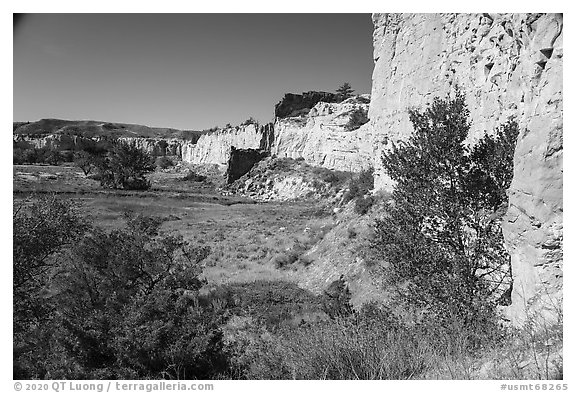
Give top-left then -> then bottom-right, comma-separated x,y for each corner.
372,91 -> 519,335
95,142 -> 155,190
336,82 -> 354,101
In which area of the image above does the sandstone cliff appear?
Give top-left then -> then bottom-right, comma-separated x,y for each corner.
13,133 -> 190,158
181,123 -> 274,167
274,91 -> 339,118
116,137 -> 188,157
368,13 -> 563,325
271,95 -> 374,172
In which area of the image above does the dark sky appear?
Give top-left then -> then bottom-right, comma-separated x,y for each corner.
14,14 -> 374,130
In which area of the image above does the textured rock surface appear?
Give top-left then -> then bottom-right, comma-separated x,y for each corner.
225,147 -> 269,184
182,124 -> 274,167
224,157 -> 348,202
13,134 -> 189,157
14,134 -> 103,151
271,95 -> 374,172
274,91 -> 339,118
116,137 -> 187,157
368,13 -> 563,325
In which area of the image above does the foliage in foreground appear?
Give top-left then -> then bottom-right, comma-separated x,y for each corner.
372,90 -> 519,332
13,200 -> 229,379
13,196 -> 88,377
13,195 -> 561,380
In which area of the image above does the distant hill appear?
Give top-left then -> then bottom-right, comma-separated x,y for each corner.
13,119 -> 209,141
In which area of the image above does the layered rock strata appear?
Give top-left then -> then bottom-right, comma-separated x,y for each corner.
13,134 -> 189,157
274,91 -> 339,118
271,95 -> 373,172
181,123 -> 274,166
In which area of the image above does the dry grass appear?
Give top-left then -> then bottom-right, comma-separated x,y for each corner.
13,164 -> 337,286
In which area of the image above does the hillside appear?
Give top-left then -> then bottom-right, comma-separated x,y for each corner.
13,118 -> 207,141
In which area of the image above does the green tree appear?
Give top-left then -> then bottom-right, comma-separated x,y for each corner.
372,91 -> 518,333
336,82 -> 354,101
96,142 -> 155,190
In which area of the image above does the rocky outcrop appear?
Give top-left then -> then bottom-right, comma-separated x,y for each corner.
116,137 -> 187,157
274,91 -> 339,118
13,134 -> 104,151
225,147 -> 269,184
182,123 -> 274,167
271,95 -> 373,172
225,157 -> 348,202
13,134 -> 189,157
368,13 -> 563,325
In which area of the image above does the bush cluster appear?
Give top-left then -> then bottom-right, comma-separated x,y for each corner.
345,107 -> 369,131
14,201 -> 228,379
89,142 -> 156,190
180,170 -> 207,182
155,156 -> 174,169
13,147 -> 74,165
341,167 -> 375,215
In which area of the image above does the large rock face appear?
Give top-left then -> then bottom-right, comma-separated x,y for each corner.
181,123 -> 274,167
271,95 -> 374,172
225,147 -> 269,184
368,13 -> 563,325
274,91 -> 339,118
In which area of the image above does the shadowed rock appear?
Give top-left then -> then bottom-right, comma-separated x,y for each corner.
274,91 -> 339,119
225,147 -> 269,184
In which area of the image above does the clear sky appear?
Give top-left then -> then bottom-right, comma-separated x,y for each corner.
14,14 -> 374,130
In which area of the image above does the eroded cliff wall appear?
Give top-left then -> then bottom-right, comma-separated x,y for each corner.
271,95 -> 373,172
369,13 -> 563,324
13,134 -> 190,158
181,123 -> 273,167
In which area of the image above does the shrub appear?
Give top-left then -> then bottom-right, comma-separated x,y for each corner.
311,166 -> 349,186
345,107 -> 369,131
13,147 -> 53,165
180,170 -> 207,182
155,156 -> 174,169
236,315 -> 434,380
342,167 -> 374,204
354,195 -> 374,215
13,148 -> 25,164
271,251 -> 299,269
322,275 -> 353,319
45,150 -> 64,166
74,151 -> 97,176
45,214 -> 227,379
13,196 -> 88,379
197,281 -> 323,333
95,142 -> 155,190
372,90 -> 518,333
241,117 -> 258,126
